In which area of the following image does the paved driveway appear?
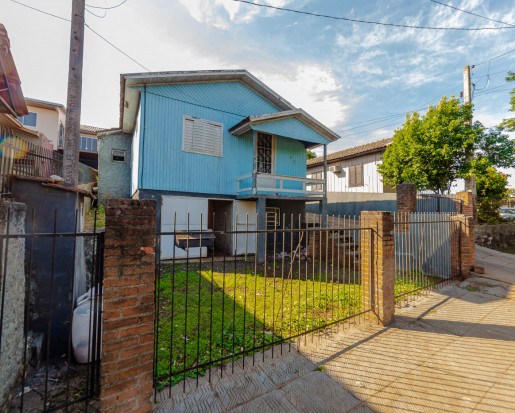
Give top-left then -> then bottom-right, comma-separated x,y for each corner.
156,247 -> 515,412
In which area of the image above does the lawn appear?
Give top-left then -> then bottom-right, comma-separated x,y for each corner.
155,262 -> 429,387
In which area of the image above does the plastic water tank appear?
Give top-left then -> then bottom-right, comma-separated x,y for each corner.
72,289 -> 102,363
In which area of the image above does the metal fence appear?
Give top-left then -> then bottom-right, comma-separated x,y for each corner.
416,193 -> 461,213
394,212 -> 460,302
153,213 -> 369,394
0,130 -> 98,195
0,207 -> 103,412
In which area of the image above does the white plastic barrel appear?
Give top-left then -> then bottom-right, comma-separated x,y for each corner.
72,289 -> 102,363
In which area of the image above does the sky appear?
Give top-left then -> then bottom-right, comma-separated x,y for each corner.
3,0 -> 515,186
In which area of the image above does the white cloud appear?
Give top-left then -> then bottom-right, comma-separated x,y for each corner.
256,65 -> 350,129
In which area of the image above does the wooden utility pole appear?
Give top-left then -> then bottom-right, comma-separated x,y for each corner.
63,0 -> 85,187
463,65 -> 476,195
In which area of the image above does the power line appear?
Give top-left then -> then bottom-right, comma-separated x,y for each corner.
10,0 -> 149,71
474,48 -> 515,67
428,0 -> 515,28
232,0 -> 515,31
85,0 -> 127,10
472,69 -> 514,79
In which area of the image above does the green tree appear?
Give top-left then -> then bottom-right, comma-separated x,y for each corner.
499,71 -> 515,132
306,150 -> 317,160
378,96 -> 515,194
466,158 -> 510,223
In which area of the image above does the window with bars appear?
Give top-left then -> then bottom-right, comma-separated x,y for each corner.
257,133 -> 273,173
182,116 -> 223,157
58,123 -> 64,147
349,164 -> 364,187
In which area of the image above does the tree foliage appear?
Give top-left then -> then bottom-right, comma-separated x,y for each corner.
306,150 -> 317,160
499,71 -> 515,132
378,96 -> 515,194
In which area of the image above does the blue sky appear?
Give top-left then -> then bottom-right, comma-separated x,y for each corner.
3,0 -> 515,185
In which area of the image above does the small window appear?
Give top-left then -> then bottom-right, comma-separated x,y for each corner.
182,116 -> 223,157
311,171 -> 323,191
80,136 -> 98,152
17,112 -> 38,127
112,149 -> 126,162
266,207 -> 280,228
349,164 -> 364,187
58,123 -> 64,147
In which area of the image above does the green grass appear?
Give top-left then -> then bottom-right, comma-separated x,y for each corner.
155,265 -> 435,387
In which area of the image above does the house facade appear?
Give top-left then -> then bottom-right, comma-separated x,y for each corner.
99,70 -> 339,260
21,98 -> 101,169
307,137 -> 393,193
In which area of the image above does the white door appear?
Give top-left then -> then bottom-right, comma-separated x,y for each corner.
161,196 -> 208,259
233,200 -> 257,255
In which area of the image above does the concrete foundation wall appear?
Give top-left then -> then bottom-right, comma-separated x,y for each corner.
475,223 -> 515,249
0,201 -> 26,411
98,132 -> 132,204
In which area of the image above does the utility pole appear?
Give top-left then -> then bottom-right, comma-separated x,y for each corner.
63,0 -> 85,187
463,65 -> 476,195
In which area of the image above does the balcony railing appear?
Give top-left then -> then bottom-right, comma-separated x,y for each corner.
236,172 -> 325,197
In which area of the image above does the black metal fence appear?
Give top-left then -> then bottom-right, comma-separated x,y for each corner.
153,213 -> 370,395
394,212 -> 461,303
0,207 -> 103,412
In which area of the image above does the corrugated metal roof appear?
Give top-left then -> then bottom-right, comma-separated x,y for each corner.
229,109 -> 340,143
307,137 -> 393,167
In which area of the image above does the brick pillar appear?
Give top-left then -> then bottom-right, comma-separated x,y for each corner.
450,214 -> 475,278
456,191 -> 476,219
396,183 -> 416,232
360,211 -> 395,326
100,199 -> 157,413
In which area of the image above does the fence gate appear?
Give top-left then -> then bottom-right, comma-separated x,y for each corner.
0,206 -> 103,412
153,213 -> 370,396
393,212 -> 461,302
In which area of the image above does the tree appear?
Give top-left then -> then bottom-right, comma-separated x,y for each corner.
306,150 -> 317,160
378,96 -> 515,194
499,70 -> 515,132
466,157 -> 510,223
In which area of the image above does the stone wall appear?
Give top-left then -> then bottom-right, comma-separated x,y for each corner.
475,223 -> 515,249
0,201 -> 26,411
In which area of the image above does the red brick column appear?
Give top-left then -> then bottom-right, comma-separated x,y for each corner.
396,183 -> 417,232
450,214 -> 475,278
456,191 -> 476,220
360,211 -> 395,326
100,199 -> 157,413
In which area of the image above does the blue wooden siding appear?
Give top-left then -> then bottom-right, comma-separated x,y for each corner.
135,82 -> 311,196
250,116 -> 331,146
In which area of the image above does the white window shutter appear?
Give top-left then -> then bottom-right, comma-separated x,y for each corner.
182,116 -> 223,157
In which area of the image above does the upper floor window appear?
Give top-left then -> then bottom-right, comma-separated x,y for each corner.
17,112 -> 37,127
80,136 -> 98,152
182,116 -> 223,157
349,164 -> 364,187
257,133 -> 273,173
58,123 -> 64,147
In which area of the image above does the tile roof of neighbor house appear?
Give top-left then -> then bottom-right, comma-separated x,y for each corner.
307,137 -> 393,167
80,124 -> 106,134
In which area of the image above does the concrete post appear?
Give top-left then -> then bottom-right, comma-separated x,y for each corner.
256,197 -> 266,264
100,199 -> 157,413
450,214 -> 475,278
360,211 -> 395,326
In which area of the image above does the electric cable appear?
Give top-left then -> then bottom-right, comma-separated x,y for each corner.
428,0 -> 515,28
232,0 -> 515,31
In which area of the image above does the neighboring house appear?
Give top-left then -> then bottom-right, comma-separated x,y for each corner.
98,69 -> 339,260
307,137 -> 394,193
22,98 -> 101,169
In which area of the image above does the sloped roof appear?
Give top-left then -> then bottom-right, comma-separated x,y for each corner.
80,124 -> 105,134
0,24 -> 27,116
307,137 -> 393,167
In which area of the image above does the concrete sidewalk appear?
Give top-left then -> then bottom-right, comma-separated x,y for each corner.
475,245 -> 515,285
156,250 -> 515,412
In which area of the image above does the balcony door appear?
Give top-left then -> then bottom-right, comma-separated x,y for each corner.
257,133 -> 275,174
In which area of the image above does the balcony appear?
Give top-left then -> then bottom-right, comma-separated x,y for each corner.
236,172 -> 325,198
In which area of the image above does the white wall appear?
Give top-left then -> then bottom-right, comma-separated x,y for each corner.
308,152 -> 386,193
25,105 -> 61,149
131,105 -> 141,196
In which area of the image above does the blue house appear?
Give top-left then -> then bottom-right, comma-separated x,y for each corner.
98,70 -> 339,261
